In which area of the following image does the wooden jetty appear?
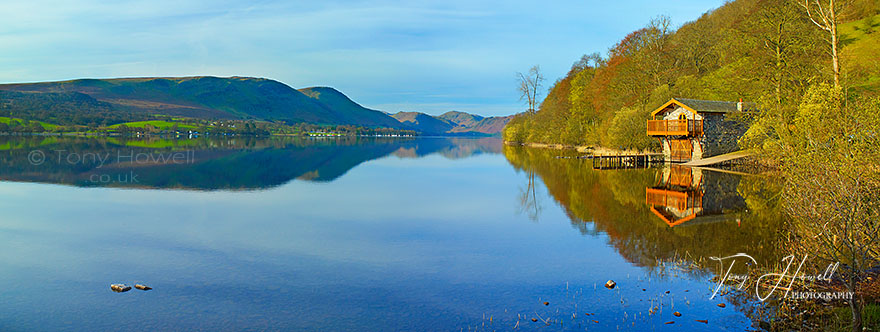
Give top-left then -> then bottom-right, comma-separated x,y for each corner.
591,154 -> 664,170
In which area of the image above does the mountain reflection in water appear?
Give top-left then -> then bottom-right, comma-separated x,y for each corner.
0,137 -> 787,330
0,135 -> 784,269
0,136 -> 501,190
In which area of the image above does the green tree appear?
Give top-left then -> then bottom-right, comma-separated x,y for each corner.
783,84 -> 880,332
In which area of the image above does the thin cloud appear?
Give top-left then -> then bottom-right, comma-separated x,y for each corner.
0,0 -> 722,116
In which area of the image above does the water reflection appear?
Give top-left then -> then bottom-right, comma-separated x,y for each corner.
503,145 -> 785,268
646,165 -> 747,227
0,138 -> 780,330
0,136 -> 501,190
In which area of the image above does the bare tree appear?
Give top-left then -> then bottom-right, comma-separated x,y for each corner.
517,65 -> 545,114
797,0 -> 850,87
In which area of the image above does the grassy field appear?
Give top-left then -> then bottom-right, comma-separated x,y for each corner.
108,120 -> 198,130
840,13 -> 880,93
0,116 -> 59,130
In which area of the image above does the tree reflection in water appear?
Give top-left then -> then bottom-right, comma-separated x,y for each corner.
503,144 -> 786,270
517,170 -> 542,221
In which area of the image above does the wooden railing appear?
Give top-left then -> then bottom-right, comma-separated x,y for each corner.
646,119 -> 703,136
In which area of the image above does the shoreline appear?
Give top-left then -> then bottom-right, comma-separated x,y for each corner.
504,140 -> 656,156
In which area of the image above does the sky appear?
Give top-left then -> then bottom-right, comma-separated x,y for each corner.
0,0 -> 725,117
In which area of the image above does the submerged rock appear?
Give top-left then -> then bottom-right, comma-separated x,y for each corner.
110,284 -> 131,293
604,280 -> 616,289
134,284 -> 152,291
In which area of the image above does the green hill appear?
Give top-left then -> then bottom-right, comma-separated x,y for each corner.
840,13 -> 880,94
298,87 -> 406,129
0,76 -> 402,127
0,76 -> 512,135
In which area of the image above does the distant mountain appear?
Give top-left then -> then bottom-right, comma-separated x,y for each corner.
391,111 -> 455,135
392,110 -> 512,136
439,111 -> 513,135
0,76 -> 509,134
437,111 -> 483,127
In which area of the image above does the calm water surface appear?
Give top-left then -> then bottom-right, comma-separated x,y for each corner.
0,136 -> 782,331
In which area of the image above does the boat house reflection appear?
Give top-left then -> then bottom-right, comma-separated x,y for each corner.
645,165 -> 746,227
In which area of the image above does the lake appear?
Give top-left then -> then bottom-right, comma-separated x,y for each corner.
0,136 -> 783,331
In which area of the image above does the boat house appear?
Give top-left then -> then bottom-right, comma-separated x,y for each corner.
646,98 -> 751,162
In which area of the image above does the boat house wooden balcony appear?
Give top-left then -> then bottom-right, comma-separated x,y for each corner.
646,119 -> 703,137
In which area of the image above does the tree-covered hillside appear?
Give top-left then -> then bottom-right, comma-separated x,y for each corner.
0,77 -> 380,127
503,0 -> 880,151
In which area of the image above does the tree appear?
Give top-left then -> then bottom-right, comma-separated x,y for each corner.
517,65 -> 545,114
740,0 -> 822,153
783,84 -> 880,332
27,122 -> 45,133
797,0 -> 851,87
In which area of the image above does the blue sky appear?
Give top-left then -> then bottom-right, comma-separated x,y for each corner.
0,0 -> 723,117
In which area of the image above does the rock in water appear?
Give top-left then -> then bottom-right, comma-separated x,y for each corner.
134,284 -> 152,291
110,284 -> 131,293
604,280 -> 616,289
